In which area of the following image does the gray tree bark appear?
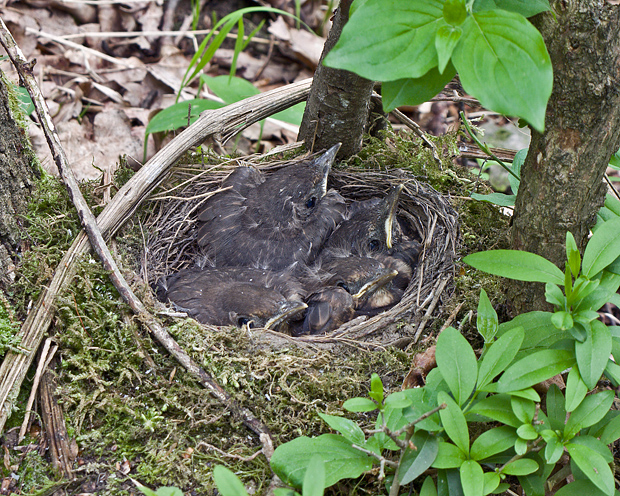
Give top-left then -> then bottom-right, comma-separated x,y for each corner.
0,70 -> 40,288
509,0 -> 620,314
297,0 -> 375,158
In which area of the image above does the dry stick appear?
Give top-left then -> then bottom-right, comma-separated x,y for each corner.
1,21 -> 282,453
0,20 -> 312,440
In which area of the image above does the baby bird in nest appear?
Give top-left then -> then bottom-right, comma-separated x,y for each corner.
293,256 -> 398,335
195,144 -> 346,270
157,266 -> 307,330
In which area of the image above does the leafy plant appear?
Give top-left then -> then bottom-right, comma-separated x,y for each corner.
270,202 -> 620,495
324,0 -> 553,131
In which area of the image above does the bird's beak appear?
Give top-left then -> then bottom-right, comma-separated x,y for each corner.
264,301 -> 308,330
352,268 -> 398,300
312,143 -> 341,197
384,184 -> 404,249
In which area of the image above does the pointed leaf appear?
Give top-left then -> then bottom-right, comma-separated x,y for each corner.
566,231 -> 581,279
546,384 -> 567,431
436,25 -> 462,73
437,391 -> 469,453
464,250 -> 564,284
511,396 -> 535,424
470,192 -> 516,207
582,217 -> 620,278
452,10 -> 552,131
399,431 -> 439,485
497,349 -> 575,392
575,320 -> 612,389
436,327 -> 478,405
343,397 -> 378,412
478,326 -> 524,388
213,466 -> 250,496
468,394 -> 520,427
553,479 -> 616,496
501,458 -> 539,476
470,426 -> 518,460
565,390 -> 614,439
566,443 -> 614,496
420,476 -> 438,496
460,460 -> 484,496
324,0 -> 444,81
564,367 -> 588,412
317,414 -> 365,445
477,288 -> 498,342
431,441 -> 467,469
302,456 -> 325,496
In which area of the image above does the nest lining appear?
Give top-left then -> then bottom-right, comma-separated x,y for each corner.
141,149 -> 460,347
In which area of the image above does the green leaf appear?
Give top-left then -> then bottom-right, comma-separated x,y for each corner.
324,0 -> 444,81
431,441 -> 467,469
544,433 -> 564,464
576,271 -> 620,312
16,87 -> 34,115
202,75 -> 260,104
213,466 -> 250,496
501,458 -> 539,476
570,435 -> 613,463
343,397 -> 378,412
464,250 -> 564,285
483,472 -> 501,495
545,283 -> 566,308
270,434 -> 372,489
436,25 -> 462,73
509,148 -> 525,194
382,64 -> 456,112
451,10 -> 552,131
398,431 -> 439,485
582,217 -> 620,278
477,288 -> 498,342
575,320 -> 612,389
420,476 -> 438,496
599,412 -> 620,445
511,396 -> 535,424
551,311 -> 573,330
497,349 -> 575,392
468,394 -> 520,427
517,423 -> 538,440
564,367 -> 588,412
604,359 -> 620,386
443,0 -> 467,25
369,373 -> 384,403
302,456 -> 325,496
317,413 -> 365,445
566,231 -> 581,279
472,0 -> 551,17
470,426 -> 518,460
553,480 -> 617,496
566,443 -> 615,496
437,391 -> 469,453
477,326 -> 524,389
271,102 -> 306,126
565,390 -> 615,440
460,460 -> 484,496
436,327 -> 478,406
470,192 -> 516,207
146,99 -> 224,134
546,384 -> 567,431
609,148 -> 620,169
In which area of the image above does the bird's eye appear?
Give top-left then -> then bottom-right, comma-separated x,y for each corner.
369,239 -> 381,251
336,281 -> 350,293
237,317 -> 255,328
306,197 -> 317,209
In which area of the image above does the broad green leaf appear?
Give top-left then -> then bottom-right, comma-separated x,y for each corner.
317,414 -> 365,445
384,390 -> 413,409
464,250 -> 564,285
554,479 -> 617,496
565,390 -> 615,440
545,284 -> 566,308
324,0 -> 444,81
604,359 -> 620,385
460,460 -> 484,496
451,10 -> 552,131
569,279 -> 600,307
420,476 -> 438,496
544,433 -> 564,464
577,271 -> 620,312
511,396 -> 535,424
566,443 -> 615,496
468,394 -> 520,427
514,438 -> 528,455
470,192 -> 516,207
477,326 -> 524,388
605,193 -> 620,216
402,388 -> 443,432
566,232 -> 581,279
437,468 -> 465,496
516,423 -> 538,440
146,99 -> 224,134
270,434 -> 372,489
436,327 -> 478,405
497,349 -> 575,392
399,431 -> 439,485
431,441 -> 467,469
564,367 -> 587,412
437,391 -> 469,453
202,75 -> 260,104
476,288 -> 498,342
303,456 -> 325,496
599,412 -> 620,445
570,435 -> 613,463
436,25 -> 462,73
343,397 -> 378,412
382,64 -> 456,112
582,217 -> 620,278
272,102 -> 306,126
569,321 -> 589,343
213,466 -> 250,496
501,458 -> 539,476
472,0 -> 551,17
575,320 -> 612,389
551,311 -> 573,331
470,426 -> 518,460
443,0 -> 467,25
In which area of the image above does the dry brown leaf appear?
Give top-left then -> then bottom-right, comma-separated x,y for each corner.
267,16 -> 324,69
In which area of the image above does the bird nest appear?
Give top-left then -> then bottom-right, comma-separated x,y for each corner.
141,146 -> 459,349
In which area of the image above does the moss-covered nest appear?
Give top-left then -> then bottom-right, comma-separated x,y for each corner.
142,134 -> 460,349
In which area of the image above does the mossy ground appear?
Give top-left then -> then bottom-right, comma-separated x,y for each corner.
4,127 -> 511,495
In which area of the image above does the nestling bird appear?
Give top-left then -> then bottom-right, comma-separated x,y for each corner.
158,266 -> 307,330
196,144 -> 345,270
